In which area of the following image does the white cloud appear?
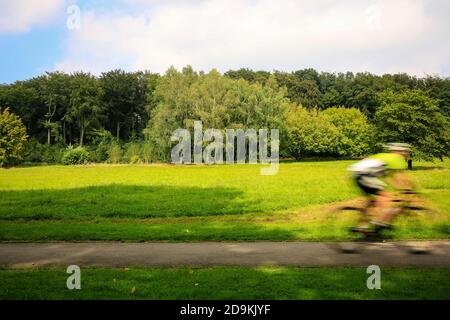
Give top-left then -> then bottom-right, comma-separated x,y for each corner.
56,0 -> 450,76
0,0 -> 64,33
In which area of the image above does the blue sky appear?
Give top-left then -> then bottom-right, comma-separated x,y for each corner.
0,0 -> 131,83
1,0 -> 449,84
0,25 -> 64,83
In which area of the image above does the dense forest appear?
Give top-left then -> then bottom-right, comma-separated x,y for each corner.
1,66 -> 449,165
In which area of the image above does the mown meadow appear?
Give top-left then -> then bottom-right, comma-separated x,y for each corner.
1,267 -> 449,300
0,159 -> 449,242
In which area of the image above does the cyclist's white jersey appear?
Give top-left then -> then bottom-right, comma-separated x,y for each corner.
349,158 -> 386,176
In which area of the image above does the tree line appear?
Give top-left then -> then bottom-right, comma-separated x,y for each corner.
0,66 -> 449,166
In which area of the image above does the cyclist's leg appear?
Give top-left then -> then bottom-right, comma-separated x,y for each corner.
353,175 -> 380,230
372,190 -> 401,228
361,195 -> 376,223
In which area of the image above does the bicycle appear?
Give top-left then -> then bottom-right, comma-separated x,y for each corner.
328,190 -> 429,254
340,190 -> 426,240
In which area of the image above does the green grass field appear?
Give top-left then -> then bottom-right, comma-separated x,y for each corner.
0,160 -> 449,241
1,267 -> 449,300
1,161 -> 449,301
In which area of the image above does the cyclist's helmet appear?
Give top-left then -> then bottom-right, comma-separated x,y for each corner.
383,143 -> 411,152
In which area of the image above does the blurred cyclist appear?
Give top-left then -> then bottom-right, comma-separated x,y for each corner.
348,143 -> 414,233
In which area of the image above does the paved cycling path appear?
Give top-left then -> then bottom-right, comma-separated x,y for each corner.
1,241 -> 449,268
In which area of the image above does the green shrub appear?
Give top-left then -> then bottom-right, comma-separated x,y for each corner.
23,139 -> 45,163
322,107 -> 374,157
0,107 -> 28,167
129,155 -> 140,164
43,144 -> 65,163
142,142 -> 153,163
125,142 -> 141,163
108,142 -> 122,164
286,106 -> 376,159
23,139 -> 65,164
62,146 -> 91,165
89,129 -> 114,163
286,107 -> 338,159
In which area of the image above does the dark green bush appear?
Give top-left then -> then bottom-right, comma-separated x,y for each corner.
62,146 -> 91,165
43,144 -> 65,163
23,139 -> 65,164
23,139 -> 45,163
89,129 -> 114,163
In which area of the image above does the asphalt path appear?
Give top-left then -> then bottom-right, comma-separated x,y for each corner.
1,241 -> 449,268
